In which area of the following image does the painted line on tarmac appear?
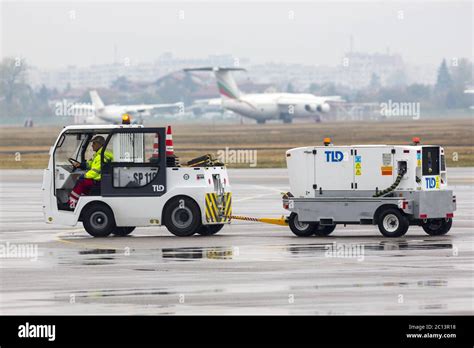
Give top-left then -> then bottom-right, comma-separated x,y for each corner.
233,185 -> 284,203
54,231 -> 119,251
234,192 -> 277,203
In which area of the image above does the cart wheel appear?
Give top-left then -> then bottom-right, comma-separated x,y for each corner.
422,218 -> 452,236
197,224 -> 224,236
164,196 -> 201,237
112,227 -> 135,236
314,224 -> 336,236
289,213 -> 316,237
82,203 -> 115,237
377,208 -> 409,237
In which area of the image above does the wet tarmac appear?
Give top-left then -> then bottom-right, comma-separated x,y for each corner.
0,168 -> 473,314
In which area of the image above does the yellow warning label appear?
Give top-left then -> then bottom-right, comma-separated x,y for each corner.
355,162 -> 362,169
417,159 -> 421,167
435,176 -> 440,189
205,192 -> 232,223
355,168 -> 362,176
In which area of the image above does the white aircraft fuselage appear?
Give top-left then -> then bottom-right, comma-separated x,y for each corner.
222,93 -> 331,122
184,67 -> 340,123
70,91 -> 180,124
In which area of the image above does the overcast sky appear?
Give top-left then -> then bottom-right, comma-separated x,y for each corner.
1,1 -> 472,69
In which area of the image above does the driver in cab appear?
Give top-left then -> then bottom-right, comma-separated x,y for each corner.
68,136 -> 113,209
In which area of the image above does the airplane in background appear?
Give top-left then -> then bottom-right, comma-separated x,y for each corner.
465,88 -> 474,110
184,67 -> 343,124
71,90 -> 182,124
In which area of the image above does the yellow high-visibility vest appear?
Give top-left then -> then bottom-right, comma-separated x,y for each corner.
85,147 -> 113,181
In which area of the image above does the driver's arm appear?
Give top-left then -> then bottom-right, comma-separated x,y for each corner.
72,161 -> 87,169
80,161 -> 88,170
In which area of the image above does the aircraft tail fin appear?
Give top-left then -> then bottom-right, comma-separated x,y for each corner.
89,90 -> 105,110
184,67 -> 245,99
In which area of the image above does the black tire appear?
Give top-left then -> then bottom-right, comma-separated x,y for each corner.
196,224 -> 224,236
112,226 -> 136,236
164,196 -> 201,237
377,208 -> 409,237
82,204 -> 115,237
314,224 -> 336,236
422,218 -> 452,236
289,213 -> 316,237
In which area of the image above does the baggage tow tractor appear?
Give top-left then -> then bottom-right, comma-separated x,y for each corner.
42,124 -> 231,237
283,138 -> 456,237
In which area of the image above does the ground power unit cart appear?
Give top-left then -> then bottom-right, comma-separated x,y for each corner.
283,138 -> 456,237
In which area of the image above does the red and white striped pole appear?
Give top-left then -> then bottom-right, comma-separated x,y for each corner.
152,133 -> 159,159
166,125 -> 174,157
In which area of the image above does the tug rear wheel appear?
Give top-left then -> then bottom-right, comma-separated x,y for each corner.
164,197 -> 201,237
289,213 -> 316,237
197,224 -> 224,236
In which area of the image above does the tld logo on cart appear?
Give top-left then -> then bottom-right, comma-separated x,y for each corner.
325,151 -> 345,162
424,176 -> 440,189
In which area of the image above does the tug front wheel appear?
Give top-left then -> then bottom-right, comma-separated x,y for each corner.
82,203 -> 115,237
112,227 -> 135,236
289,213 -> 316,237
164,196 -> 201,237
422,218 -> 452,236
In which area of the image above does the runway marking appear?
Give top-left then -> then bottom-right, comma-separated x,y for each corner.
249,185 -> 285,193
54,231 -> 120,251
234,192 -> 276,203
233,185 -> 285,203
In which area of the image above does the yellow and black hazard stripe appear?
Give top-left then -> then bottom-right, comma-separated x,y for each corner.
205,192 -> 232,223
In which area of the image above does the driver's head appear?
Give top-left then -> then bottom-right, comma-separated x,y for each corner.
91,136 -> 105,151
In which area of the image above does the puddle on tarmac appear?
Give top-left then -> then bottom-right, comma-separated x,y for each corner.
54,239 -> 453,267
287,240 -> 452,257
419,304 -> 447,310
162,247 -> 234,260
66,288 -> 174,298
78,249 -> 116,255
59,287 -> 225,299
293,279 -> 448,291
57,249 -> 118,266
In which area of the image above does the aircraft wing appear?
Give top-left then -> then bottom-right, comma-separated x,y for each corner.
192,98 -> 222,106
124,102 -> 183,113
276,95 -> 344,106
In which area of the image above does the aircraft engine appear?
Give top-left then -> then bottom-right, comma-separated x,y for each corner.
304,103 -> 331,113
316,103 -> 330,113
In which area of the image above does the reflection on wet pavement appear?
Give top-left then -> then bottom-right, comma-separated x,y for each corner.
162,247 -> 235,260
291,279 -> 448,291
79,249 -> 116,255
286,239 -> 453,257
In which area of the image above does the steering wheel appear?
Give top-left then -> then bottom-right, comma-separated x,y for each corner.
68,158 -> 81,172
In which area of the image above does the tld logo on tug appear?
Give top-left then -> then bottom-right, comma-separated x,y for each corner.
325,151 -> 344,162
